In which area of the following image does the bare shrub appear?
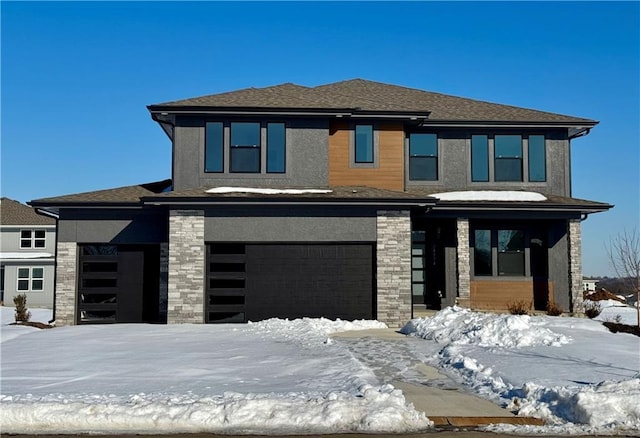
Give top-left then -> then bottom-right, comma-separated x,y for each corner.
13,293 -> 31,323
507,300 -> 531,315
546,301 -> 563,316
584,301 -> 602,319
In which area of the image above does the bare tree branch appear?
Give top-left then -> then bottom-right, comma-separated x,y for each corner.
606,227 -> 640,327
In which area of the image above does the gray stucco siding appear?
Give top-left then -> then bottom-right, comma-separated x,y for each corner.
173,117 -> 329,191
204,206 -> 376,242
405,129 -> 570,197
57,209 -> 167,244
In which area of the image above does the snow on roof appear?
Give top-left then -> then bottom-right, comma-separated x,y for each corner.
206,187 -> 333,195
430,191 -> 547,202
0,252 -> 53,260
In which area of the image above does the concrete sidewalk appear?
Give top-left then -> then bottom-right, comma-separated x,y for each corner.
331,329 -> 544,427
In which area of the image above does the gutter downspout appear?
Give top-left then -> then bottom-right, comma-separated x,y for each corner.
35,208 -> 59,325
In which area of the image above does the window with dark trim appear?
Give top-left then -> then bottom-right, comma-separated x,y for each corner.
471,135 -> 489,182
409,133 -> 438,181
267,123 -> 286,173
473,229 -> 492,276
494,135 -> 522,181
497,229 -> 525,276
205,122 -> 224,172
355,125 -> 374,163
528,135 -> 546,182
17,267 -> 44,291
230,122 -> 261,173
20,230 -> 46,249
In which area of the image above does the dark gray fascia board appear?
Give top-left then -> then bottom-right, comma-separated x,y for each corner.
140,196 -> 436,208
420,120 -> 598,129
147,106 -> 431,119
431,202 -> 613,214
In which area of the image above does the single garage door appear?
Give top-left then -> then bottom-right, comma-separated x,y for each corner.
206,243 -> 374,323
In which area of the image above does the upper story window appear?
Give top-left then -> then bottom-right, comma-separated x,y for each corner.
230,122 -> 261,173
205,122 -> 286,174
267,123 -> 286,173
471,135 -> 489,182
355,125 -> 374,163
20,229 -> 46,249
528,135 -> 546,182
409,133 -> 438,181
494,135 -> 522,181
205,122 -> 224,173
471,134 -> 546,183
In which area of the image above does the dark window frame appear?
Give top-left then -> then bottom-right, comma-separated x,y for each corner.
471,227 -> 533,278
354,124 -> 374,164
528,134 -> 547,182
204,122 -> 224,173
266,122 -> 286,173
494,134 -> 523,182
230,122 -> 262,173
408,132 -> 439,182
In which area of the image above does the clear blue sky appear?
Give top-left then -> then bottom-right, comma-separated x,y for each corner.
2,1 -> 638,276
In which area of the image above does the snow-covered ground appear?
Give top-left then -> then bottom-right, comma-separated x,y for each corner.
402,307 -> 640,435
1,304 -> 639,435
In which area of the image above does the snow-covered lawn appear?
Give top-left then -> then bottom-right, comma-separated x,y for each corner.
1,304 -> 639,435
402,307 -> 640,434
0,307 -> 428,434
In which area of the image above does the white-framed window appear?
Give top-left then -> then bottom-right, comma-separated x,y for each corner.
20,229 -> 46,249
17,267 -> 44,291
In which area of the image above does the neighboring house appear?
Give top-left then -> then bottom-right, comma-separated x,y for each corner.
30,79 -> 612,327
0,198 -> 56,309
583,278 -> 599,292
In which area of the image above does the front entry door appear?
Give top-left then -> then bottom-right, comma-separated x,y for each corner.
412,222 -> 449,310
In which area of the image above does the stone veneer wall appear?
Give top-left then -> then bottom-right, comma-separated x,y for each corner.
167,210 -> 205,324
456,218 -> 471,307
568,219 -> 584,314
376,210 -> 411,327
55,242 -> 77,326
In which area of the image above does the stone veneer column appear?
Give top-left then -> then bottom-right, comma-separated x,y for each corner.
55,242 -> 77,326
168,210 -> 205,324
456,218 -> 471,307
568,219 -> 584,315
376,210 -> 411,328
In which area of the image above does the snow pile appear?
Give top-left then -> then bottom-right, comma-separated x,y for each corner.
512,378 -> 640,428
430,191 -> 547,202
405,307 -> 640,433
401,306 -> 570,347
247,317 -> 387,345
587,299 -> 639,326
0,384 -> 430,434
206,187 -> 332,195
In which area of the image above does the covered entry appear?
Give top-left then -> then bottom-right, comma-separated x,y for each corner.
206,243 -> 375,323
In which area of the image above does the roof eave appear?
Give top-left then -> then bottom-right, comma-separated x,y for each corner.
431,201 -> 613,213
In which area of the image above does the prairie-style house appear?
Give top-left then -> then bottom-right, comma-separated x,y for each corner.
1,198 -> 56,309
30,79 -> 612,326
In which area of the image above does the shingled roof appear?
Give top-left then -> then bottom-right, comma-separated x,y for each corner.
29,180 -> 172,206
1,198 -> 56,226
148,79 -> 596,124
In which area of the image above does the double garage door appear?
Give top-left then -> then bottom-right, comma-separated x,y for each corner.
207,243 -> 375,323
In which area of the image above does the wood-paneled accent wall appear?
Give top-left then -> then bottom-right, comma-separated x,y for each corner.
471,280 -> 536,311
328,121 -> 405,191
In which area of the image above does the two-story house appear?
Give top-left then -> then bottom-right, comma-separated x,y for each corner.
29,79 -> 612,327
1,198 -> 56,309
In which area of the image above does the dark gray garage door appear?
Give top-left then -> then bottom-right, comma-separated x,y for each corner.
206,243 -> 374,323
